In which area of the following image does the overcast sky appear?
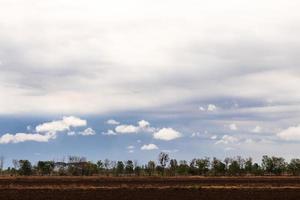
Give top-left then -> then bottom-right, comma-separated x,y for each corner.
1,0 -> 300,165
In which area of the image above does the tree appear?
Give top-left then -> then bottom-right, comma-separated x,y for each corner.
146,161 -> 156,176
252,163 -> 263,176
211,158 -> 225,176
104,159 -> 110,176
19,160 -> 32,176
196,158 -> 210,176
189,159 -> 198,175
134,166 -> 142,176
288,159 -> 300,176
158,152 -> 169,175
272,157 -> 287,175
82,162 -> 98,176
228,160 -> 241,176
0,156 -> 4,175
37,161 -> 54,175
67,156 -> 87,176
262,155 -> 273,175
116,161 -> 124,176
244,158 -> 253,175
97,160 -> 104,175
262,155 -> 287,175
169,159 -> 178,176
125,160 -> 134,175
177,160 -> 189,175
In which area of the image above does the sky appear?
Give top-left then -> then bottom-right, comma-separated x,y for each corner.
1,0 -> 300,166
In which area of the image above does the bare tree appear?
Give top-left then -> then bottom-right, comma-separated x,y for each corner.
0,156 -> 4,175
158,152 -> 169,176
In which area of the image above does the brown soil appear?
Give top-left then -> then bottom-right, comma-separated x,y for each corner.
1,176 -> 300,200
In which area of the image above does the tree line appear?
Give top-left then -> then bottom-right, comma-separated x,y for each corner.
1,153 -> 300,176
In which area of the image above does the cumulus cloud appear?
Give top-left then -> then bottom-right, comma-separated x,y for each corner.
229,123 -> 238,131
138,120 -> 150,129
36,116 -> 87,133
277,125 -> 300,141
106,119 -> 120,125
102,130 -> 117,136
210,135 -> 217,140
0,132 -> 54,144
199,106 -> 205,111
215,135 -> 239,145
0,116 -> 89,144
199,104 -> 218,112
110,120 -> 154,135
115,125 -> 140,134
127,145 -> 135,149
207,104 -> 217,112
67,131 -> 76,136
141,144 -> 159,150
153,128 -> 182,141
252,126 -> 262,133
78,128 -> 96,136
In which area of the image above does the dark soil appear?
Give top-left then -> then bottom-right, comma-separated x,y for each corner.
1,177 -> 300,200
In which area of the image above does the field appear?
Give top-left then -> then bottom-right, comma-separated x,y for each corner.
1,176 -> 300,200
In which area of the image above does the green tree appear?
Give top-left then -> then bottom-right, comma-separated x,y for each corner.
196,158 -> 210,175
19,160 -> 32,176
228,160 -> 241,176
177,160 -> 189,175
97,160 -> 104,175
262,155 -> 287,175
288,159 -> 300,176
244,158 -> 253,174
116,161 -> 124,176
125,160 -> 134,175
146,161 -> 156,176
37,161 -> 54,175
211,158 -> 225,176
169,159 -> 178,176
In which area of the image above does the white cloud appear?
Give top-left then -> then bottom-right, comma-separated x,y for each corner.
229,123 -> 238,131
109,120 -> 153,135
115,125 -> 139,134
191,132 -> 201,138
199,106 -> 205,111
0,132 -> 54,144
199,104 -> 218,112
102,130 -> 117,136
36,116 -> 87,133
67,131 -> 76,136
26,125 -> 31,131
277,125 -> 300,141
252,126 -> 262,133
138,120 -> 150,129
210,135 -> 217,140
141,144 -> 159,150
106,119 -> 120,125
0,116 -> 88,144
215,135 -> 239,145
207,104 -> 217,112
78,128 -> 96,136
153,128 -> 182,141
127,145 -> 135,149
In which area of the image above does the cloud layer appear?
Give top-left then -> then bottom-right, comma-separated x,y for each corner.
1,0 -> 300,116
